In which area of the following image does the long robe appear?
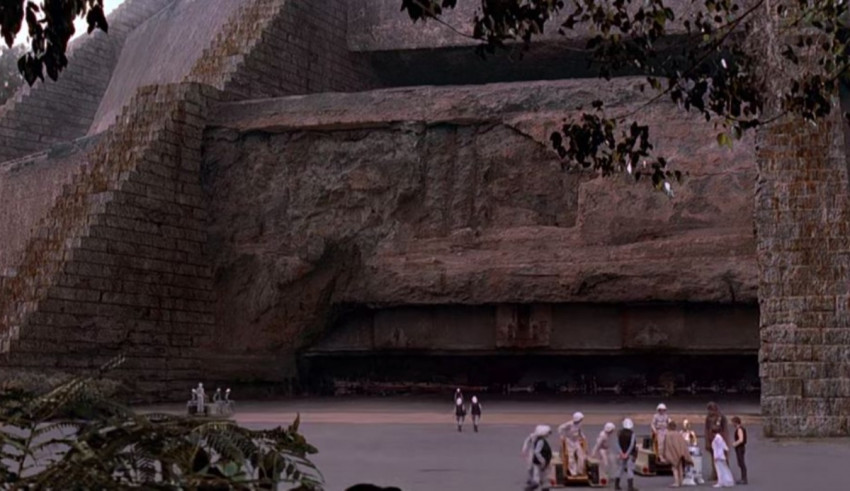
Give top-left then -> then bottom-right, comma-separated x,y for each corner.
712,434 -> 735,487
558,421 -> 586,476
663,429 -> 693,468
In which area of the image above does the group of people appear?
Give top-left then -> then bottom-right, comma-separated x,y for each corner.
519,401 -> 749,491
453,388 -> 483,432
521,413 -> 641,491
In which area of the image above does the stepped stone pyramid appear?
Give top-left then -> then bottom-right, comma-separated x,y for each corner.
0,0 -> 847,437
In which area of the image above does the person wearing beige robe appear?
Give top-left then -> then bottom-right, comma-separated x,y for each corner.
558,412 -> 586,476
663,421 -> 693,487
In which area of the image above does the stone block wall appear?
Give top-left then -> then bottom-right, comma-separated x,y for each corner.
754,4 -> 850,437
0,137 -> 102,269
0,0 -> 173,162
756,111 -> 850,436
0,82 -> 217,399
220,0 -> 377,100
88,0 -> 242,135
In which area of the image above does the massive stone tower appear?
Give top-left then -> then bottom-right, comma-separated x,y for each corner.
0,0 -> 845,436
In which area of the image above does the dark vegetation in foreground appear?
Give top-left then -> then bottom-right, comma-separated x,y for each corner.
0,357 -> 321,490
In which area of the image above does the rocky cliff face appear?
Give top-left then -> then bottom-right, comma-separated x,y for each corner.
201,79 -> 757,379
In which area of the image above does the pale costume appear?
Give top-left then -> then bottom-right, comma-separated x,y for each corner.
652,403 -> 670,462
681,419 -> 705,486
523,425 -> 553,491
591,422 -> 616,474
195,383 -> 205,414
712,434 -> 735,488
558,412 -> 586,476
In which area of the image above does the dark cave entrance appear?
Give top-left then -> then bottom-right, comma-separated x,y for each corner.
298,352 -> 759,397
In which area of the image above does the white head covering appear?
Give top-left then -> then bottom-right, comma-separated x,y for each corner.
623,418 -> 634,430
573,411 -> 584,423
472,396 -> 478,403
534,424 -> 552,436
657,403 -> 667,411
456,397 -> 462,405
604,422 -> 616,433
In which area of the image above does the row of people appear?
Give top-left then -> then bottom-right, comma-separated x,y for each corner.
453,388 -> 483,432
522,416 -> 641,491
521,401 -> 749,490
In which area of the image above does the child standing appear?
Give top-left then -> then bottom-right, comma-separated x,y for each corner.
470,396 -> 482,432
711,433 -> 735,488
454,397 -> 466,432
731,417 -> 748,485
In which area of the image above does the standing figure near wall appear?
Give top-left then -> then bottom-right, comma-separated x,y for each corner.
558,412 -> 586,476
454,397 -> 466,432
470,396 -> 482,432
652,403 -> 670,462
704,402 -> 729,482
454,387 -> 463,404
195,383 -> 206,415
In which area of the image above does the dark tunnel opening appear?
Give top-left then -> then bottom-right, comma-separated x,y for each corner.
298,352 -> 759,397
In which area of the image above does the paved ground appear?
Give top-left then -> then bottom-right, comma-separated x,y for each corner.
150,396 -> 850,490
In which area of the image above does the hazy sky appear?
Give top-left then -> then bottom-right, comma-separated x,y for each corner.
13,0 -> 126,47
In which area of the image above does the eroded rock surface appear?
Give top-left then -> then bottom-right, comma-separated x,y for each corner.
202,79 -> 757,377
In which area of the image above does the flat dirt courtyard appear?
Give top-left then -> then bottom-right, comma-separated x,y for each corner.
148,396 -> 850,490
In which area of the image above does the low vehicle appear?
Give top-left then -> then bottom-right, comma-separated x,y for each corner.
548,439 -> 609,488
186,386 -> 235,418
634,434 -> 672,477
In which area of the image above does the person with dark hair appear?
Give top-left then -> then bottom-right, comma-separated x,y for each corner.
731,416 -> 748,485
704,402 -> 729,481
663,420 -> 693,487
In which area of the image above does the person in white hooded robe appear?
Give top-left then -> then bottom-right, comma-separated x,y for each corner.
558,412 -> 586,476
591,422 -> 616,477
522,425 -> 553,491
712,433 -> 735,488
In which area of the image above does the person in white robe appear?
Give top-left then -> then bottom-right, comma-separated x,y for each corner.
558,412 -> 586,476
591,422 -> 616,477
712,433 -> 735,488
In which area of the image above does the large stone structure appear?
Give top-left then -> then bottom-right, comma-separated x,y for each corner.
0,0 -> 844,436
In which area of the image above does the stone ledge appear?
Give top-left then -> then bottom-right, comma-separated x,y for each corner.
208,78 -> 651,134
